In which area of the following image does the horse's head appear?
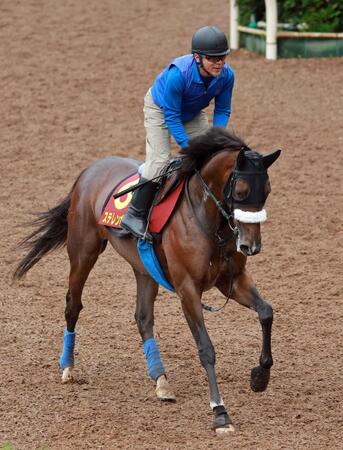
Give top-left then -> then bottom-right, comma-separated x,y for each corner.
180,127 -> 281,256
224,148 -> 281,256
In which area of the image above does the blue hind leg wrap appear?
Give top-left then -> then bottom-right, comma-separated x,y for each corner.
143,338 -> 165,381
59,329 -> 76,369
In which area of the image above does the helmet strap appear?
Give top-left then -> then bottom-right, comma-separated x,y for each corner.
196,55 -> 213,78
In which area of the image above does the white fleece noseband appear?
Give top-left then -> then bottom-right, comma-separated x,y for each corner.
234,208 -> 267,223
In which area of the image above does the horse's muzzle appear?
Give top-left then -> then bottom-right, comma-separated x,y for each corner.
239,243 -> 261,256
235,219 -> 262,256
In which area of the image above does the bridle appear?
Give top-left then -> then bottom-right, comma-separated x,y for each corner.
184,152 -> 269,312
185,150 -> 269,239
185,170 -> 238,246
184,170 -> 237,313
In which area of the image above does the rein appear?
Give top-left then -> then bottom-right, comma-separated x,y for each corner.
112,163 -> 182,199
196,170 -> 238,235
184,171 -> 237,312
184,171 -> 238,244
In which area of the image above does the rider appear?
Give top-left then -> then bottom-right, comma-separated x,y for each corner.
121,25 -> 235,241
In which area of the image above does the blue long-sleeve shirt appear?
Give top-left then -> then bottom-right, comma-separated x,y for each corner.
151,54 -> 235,148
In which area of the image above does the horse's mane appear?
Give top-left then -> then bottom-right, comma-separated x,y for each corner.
178,126 -> 249,173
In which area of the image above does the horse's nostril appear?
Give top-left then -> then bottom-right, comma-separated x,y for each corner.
253,243 -> 261,255
240,244 -> 261,256
240,244 -> 250,255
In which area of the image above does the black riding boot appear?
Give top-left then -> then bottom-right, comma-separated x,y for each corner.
120,178 -> 158,242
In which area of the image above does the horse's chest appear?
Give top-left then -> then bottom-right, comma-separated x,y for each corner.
203,259 -> 226,289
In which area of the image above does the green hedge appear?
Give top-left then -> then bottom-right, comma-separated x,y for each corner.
237,0 -> 343,32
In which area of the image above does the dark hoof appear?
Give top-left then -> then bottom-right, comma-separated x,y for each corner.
212,405 -> 233,431
250,366 -> 270,392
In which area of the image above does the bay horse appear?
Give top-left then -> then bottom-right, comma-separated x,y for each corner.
14,127 -> 281,433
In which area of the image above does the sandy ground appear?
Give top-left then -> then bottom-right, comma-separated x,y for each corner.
1,0 -> 343,449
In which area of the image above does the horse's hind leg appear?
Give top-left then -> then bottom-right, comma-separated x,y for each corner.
217,270 -> 273,392
133,269 -> 175,401
60,223 -> 104,383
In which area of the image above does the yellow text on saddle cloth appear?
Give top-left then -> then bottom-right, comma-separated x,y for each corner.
99,173 -> 140,228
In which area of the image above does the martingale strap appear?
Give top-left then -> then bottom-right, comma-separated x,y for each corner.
201,250 -> 233,313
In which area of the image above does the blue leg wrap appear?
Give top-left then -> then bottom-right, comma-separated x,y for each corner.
59,329 -> 76,369
143,338 -> 165,381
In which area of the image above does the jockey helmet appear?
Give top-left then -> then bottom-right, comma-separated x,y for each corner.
191,26 -> 230,56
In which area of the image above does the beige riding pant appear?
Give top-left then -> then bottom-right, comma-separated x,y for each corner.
141,88 -> 209,180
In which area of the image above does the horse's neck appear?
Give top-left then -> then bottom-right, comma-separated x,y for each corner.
182,150 -> 237,257
185,150 -> 235,227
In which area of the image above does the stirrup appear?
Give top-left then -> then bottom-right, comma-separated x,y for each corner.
125,227 -> 153,243
142,230 -> 153,244
121,218 -> 153,243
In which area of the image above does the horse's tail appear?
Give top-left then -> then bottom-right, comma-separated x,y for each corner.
13,193 -> 71,279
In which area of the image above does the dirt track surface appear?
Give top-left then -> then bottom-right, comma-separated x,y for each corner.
1,1 -> 343,449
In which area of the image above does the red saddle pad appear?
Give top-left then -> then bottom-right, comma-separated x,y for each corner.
99,172 -> 185,233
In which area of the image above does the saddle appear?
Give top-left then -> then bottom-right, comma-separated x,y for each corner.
99,160 -> 186,239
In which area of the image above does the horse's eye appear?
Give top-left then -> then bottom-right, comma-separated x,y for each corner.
232,178 -> 250,201
265,180 -> 271,196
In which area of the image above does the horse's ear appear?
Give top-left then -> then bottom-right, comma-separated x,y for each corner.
236,148 -> 245,169
262,149 -> 281,169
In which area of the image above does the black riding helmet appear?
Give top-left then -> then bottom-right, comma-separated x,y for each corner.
191,26 -> 230,56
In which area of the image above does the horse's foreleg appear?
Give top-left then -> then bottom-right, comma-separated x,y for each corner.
60,227 -> 103,383
217,271 -> 273,392
134,270 -> 175,401
248,287 -> 273,392
180,294 -> 234,433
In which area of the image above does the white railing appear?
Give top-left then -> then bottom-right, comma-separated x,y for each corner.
229,0 -> 278,60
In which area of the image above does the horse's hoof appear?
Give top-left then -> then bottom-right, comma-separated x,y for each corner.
61,367 -> 74,384
212,405 -> 233,431
250,366 -> 270,392
156,375 -> 176,402
216,424 -> 235,434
